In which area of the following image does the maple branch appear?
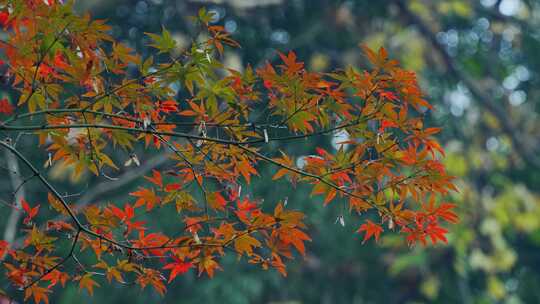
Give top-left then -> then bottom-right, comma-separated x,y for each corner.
20,20 -> 72,110
9,152 -> 170,251
0,123 -> 228,143
236,145 -> 396,218
0,140 -> 84,228
74,153 -> 170,210
80,109 -> 108,180
0,108 -> 379,147
0,1 -> 459,297
133,220 -> 280,252
23,230 -> 81,290
320,142 -> 400,178
3,108 -> 259,128
0,140 -> 271,255
78,39 -> 211,112
0,140 -> 136,251
148,126 -> 210,217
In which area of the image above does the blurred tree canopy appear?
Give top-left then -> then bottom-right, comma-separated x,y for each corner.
2,0 -> 540,303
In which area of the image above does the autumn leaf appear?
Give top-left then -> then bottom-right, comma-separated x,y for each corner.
94,261 -> 125,283
349,197 -> 372,213
0,1 -> 458,299
357,220 -> 384,244
136,268 -> 166,296
47,193 -> 68,216
132,231 -> 168,256
379,91 -> 399,102
198,255 -> 222,278
272,151 -> 296,181
235,197 -> 259,221
53,51 -> 70,71
425,222 -> 449,245
433,203 -> 459,224
163,257 -> 193,283
379,119 -> 398,133
25,285 -> 50,304
79,273 -> 100,295
0,11 -> 10,28
0,98 -> 14,115
0,240 -> 9,259
130,187 -> 161,211
42,269 -> 69,288
207,191 -> 228,211
46,220 -> 75,234
21,199 -> 39,225
236,159 -> 258,184
144,170 -> 163,188
158,100 -> 178,114
278,51 -> 304,76
270,254 -> 287,277
234,234 -> 262,257
277,227 -> 311,256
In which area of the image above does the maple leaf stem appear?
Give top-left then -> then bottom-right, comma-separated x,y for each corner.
0,111 -> 376,146
0,140 -> 84,229
148,126 -> 211,227
319,142 -> 399,178
0,140 -> 136,251
79,39 -> 210,113
20,21 -> 73,112
238,145 -> 425,229
237,145 -> 389,214
23,230 -> 81,290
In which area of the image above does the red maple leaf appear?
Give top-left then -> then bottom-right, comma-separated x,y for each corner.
42,269 -> 69,288
0,11 -> 10,28
357,220 -> 383,243
38,64 -> 55,78
163,256 -> 193,283
132,231 -> 169,256
433,203 -> 459,224
21,199 -> 40,225
379,119 -> 398,133
0,240 -> 9,259
379,91 -> 399,102
109,204 -> 146,233
425,222 -> 449,245
158,100 -> 178,114
0,98 -> 14,115
144,170 -> 163,188
143,76 -> 156,84
235,197 -> 259,221
53,51 -> 70,70
130,187 -> 161,211
263,79 -> 273,90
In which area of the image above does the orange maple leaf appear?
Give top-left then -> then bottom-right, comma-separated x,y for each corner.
357,220 -> 383,243
130,187 -> 160,211
79,273 -> 99,295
